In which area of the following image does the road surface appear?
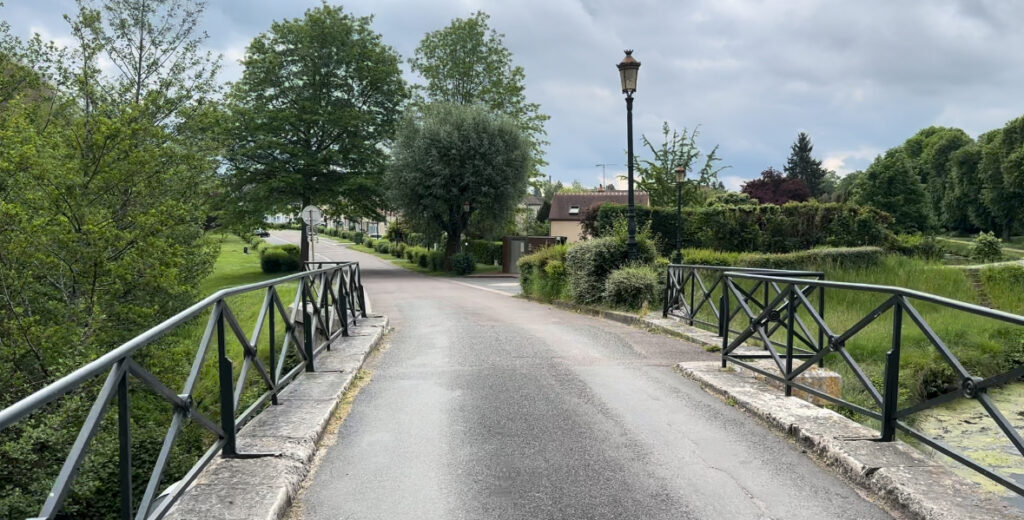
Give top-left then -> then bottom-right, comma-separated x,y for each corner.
271,231 -> 890,520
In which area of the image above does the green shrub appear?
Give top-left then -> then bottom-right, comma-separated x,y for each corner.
517,244 -> 569,300
375,240 -> 391,254
365,237 -> 376,250
451,252 -> 476,275
466,239 -> 502,265
678,246 -> 884,270
591,202 -> 893,255
564,237 -> 650,305
971,231 -> 1003,262
393,242 -> 406,259
259,245 -> 300,273
887,233 -> 945,260
353,231 -> 365,245
604,264 -> 662,310
429,251 -> 445,271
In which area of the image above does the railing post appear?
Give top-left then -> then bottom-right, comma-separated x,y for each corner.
339,269 -> 351,337
321,272 -> 331,350
216,303 -> 238,457
117,368 -> 132,520
785,286 -> 795,397
303,280 -> 315,372
880,299 -> 903,442
269,296 -> 278,405
818,276 -> 826,368
688,269 -> 695,325
721,278 -> 730,368
662,267 -> 671,317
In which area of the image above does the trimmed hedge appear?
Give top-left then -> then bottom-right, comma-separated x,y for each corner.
679,246 -> 885,270
565,236 -> 657,305
466,240 -> 502,265
259,244 -> 300,273
590,202 -> 893,255
886,234 -> 944,260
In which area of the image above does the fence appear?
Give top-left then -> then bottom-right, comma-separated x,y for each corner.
0,262 -> 366,519
713,270 -> 1024,496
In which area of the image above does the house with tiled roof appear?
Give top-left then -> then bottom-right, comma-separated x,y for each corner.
549,191 -> 650,242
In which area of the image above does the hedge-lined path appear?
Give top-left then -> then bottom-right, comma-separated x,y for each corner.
268,231 -> 891,520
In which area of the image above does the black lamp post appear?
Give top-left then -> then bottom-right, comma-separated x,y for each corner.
617,50 -> 641,260
674,165 -> 686,262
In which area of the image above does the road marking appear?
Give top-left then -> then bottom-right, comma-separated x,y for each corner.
448,280 -> 515,297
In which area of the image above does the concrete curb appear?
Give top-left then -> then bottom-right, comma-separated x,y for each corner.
164,315 -> 389,520
678,361 -> 1023,520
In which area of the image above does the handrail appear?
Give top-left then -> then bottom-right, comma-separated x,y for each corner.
0,261 -> 367,519
717,271 -> 1024,496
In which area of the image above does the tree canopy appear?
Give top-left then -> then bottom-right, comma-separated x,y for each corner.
855,149 -> 934,234
633,122 -> 726,207
224,4 -> 407,225
741,167 -> 810,205
409,11 -> 548,180
386,103 -> 531,264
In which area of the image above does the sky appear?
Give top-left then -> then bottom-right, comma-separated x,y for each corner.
4,0 -> 1024,191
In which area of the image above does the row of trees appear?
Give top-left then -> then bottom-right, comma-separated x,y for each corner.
839,121 -> 1024,236
224,9 -> 539,265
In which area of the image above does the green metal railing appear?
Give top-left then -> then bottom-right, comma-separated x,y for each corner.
0,262 -> 366,519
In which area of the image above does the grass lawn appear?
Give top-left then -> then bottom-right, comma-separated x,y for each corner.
937,236 -> 1024,260
349,243 -> 501,276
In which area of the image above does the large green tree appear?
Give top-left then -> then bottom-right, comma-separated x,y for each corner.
633,122 -> 726,207
224,4 -> 407,262
0,1 -> 220,516
855,149 -> 934,233
410,11 -> 548,180
783,131 -> 830,197
387,103 -> 530,265
899,126 -> 974,231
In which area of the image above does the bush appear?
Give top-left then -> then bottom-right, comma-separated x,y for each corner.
375,240 -> 391,254
971,231 -> 1003,262
430,251 -> 445,271
887,233 -> 944,260
466,240 -> 502,265
259,245 -> 300,273
604,264 -> 662,310
353,231 -> 365,245
517,244 -> 569,300
393,242 -> 406,259
591,202 -> 893,255
679,246 -> 885,270
451,252 -> 476,275
563,236 -> 654,305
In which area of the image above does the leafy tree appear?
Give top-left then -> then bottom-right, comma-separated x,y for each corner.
979,117 -> 1024,239
855,149 -> 934,233
741,167 -> 811,205
224,4 -> 407,262
387,103 -> 530,266
1,1 -> 220,516
410,11 -> 548,179
633,122 -> 726,207
900,127 -> 973,231
783,132 -> 830,197
833,170 -> 865,203
943,142 -> 988,232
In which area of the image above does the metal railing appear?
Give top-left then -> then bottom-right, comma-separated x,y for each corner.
0,262 -> 366,520
720,271 -> 1024,496
663,264 -> 826,347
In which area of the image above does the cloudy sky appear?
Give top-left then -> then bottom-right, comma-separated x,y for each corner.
4,0 -> 1024,190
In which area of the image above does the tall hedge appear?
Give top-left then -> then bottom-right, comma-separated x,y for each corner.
590,202 -> 893,255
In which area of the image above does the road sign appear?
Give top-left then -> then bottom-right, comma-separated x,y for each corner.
300,205 -> 323,226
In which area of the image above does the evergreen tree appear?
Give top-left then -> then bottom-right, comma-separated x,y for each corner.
783,132 -> 830,197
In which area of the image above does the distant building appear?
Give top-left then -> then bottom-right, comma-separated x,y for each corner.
549,191 -> 650,243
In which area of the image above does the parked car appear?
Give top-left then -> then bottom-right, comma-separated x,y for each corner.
254,228 -> 270,237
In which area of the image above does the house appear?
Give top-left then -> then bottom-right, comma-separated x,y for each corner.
549,191 -> 650,243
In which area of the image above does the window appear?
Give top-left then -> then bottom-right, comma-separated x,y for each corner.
568,205 -> 580,215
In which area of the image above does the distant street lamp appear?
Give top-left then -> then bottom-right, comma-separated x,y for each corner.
674,165 -> 687,261
617,50 -> 641,260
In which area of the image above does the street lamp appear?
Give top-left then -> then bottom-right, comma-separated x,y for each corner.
674,165 -> 687,262
617,50 -> 641,260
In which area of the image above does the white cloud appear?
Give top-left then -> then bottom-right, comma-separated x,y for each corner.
723,175 -> 746,191
822,147 -> 882,176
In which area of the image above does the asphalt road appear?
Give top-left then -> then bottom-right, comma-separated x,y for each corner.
272,231 -> 891,520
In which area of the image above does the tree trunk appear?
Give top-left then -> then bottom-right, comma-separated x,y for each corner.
444,231 -> 462,271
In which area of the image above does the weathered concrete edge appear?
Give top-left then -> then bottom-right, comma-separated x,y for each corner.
677,361 -> 1023,520
163,315 -> 389,520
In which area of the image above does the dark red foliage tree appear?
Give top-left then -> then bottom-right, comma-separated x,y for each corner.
741,167 -> 811,205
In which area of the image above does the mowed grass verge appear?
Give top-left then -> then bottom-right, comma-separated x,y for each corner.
348,243 -> 501,276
